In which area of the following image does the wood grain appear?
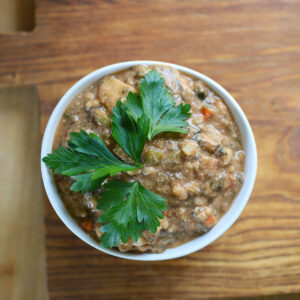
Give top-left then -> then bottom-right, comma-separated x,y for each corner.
0,0 -> 34,32
0,87 -> 48,300
0,0 -> 299,299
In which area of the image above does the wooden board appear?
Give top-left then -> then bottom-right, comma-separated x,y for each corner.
0,0 -> 300,299
0,0 -> 34,32
0,87 -> 48,300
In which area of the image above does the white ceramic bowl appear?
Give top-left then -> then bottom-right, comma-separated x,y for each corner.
41,61 -> 257,261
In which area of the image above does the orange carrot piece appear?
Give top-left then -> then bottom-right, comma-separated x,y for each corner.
201,107 -> 213,120
205,214 -> 216,226
227,176 -> 234,190
81,219 -> 93,231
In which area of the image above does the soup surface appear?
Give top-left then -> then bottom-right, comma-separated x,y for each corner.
53,65 -> 245,253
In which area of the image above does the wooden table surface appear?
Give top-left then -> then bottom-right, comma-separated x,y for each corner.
1,0 -> 300,299
0,87 -> 48,300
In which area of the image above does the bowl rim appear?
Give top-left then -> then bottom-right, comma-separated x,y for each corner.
41,60 -> 257,261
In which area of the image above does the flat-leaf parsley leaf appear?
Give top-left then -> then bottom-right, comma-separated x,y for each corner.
42,130 -> 139,193
111,101 -> 149,164
97,180 -> 166,248
126,69 -> 191,140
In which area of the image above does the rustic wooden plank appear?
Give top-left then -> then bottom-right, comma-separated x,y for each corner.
0,86 -> 48,300
0,0 -> 299,298
1,1 -> 300,87
0,0 -> 34,32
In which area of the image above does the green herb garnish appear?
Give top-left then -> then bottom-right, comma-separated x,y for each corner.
111,101 -> 149,164
43,69 -> 191,248
43,130 -> 139,193
126,70 -> 191,140
97,181 -> 166,248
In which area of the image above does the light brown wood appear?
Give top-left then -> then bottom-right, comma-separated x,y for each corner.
0,87 -> 48,300
0,0 -> 299,298
0,0 -> 34,32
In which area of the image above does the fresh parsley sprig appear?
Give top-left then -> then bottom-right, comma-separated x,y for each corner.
111,101 -> 149,164
42,130 -> 140,193
109,70 -> 191,161
97,181 -> 166,248
125,70 -> 191,140
43,68 -> 191,248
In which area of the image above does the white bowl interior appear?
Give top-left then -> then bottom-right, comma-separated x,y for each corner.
41,61 -> 257,261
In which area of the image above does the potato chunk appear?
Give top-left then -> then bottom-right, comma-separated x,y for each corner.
85,99 -> 99,110
181,140 -> 199,156
194,206 -> 213,222
98,77 -> 135,112
133,65 -> 151,77
172,183 -> 188,200
156,66 -> 182,93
